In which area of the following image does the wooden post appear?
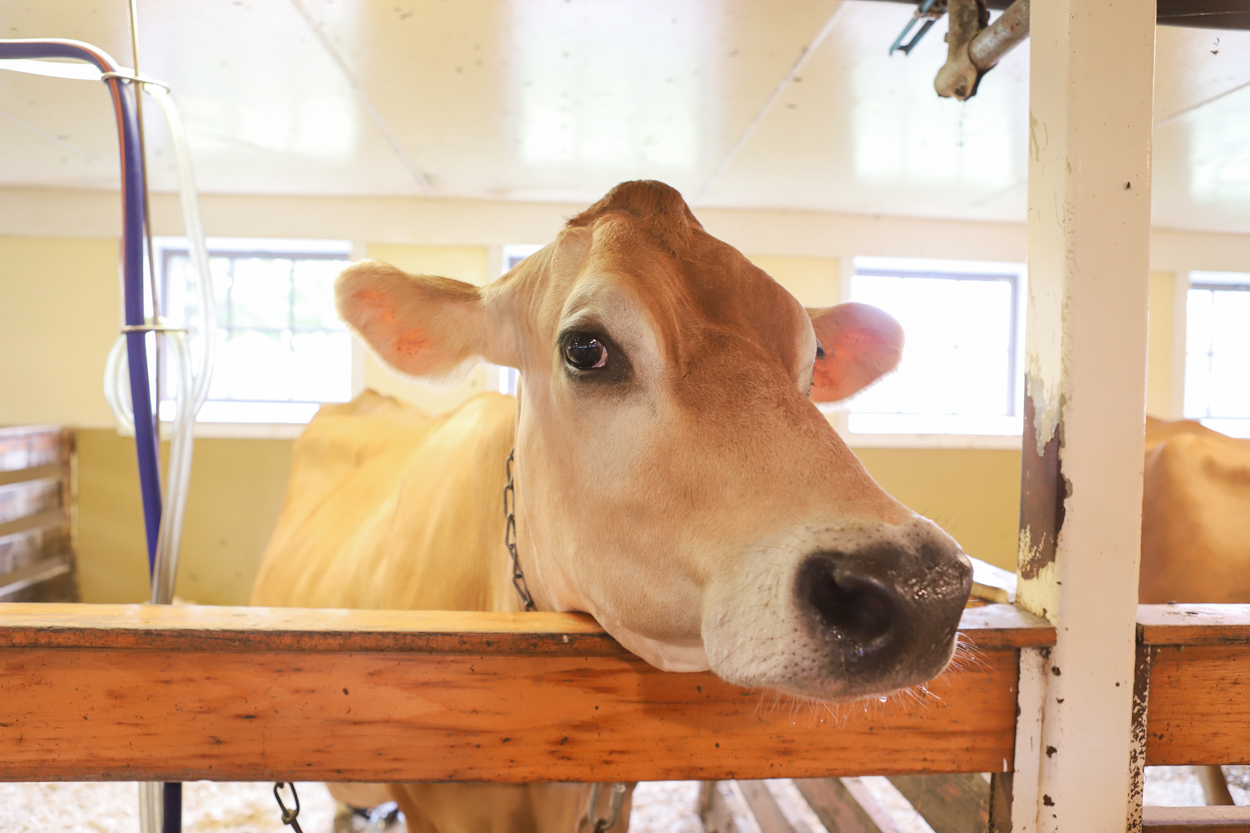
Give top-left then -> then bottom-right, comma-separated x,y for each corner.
1016,0 -> 1156,830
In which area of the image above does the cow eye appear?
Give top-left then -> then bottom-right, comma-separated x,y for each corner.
564,333 -> 608,370
816,344 -> 826,361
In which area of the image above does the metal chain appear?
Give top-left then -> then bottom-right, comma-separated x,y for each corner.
585,783 -> 628,833
272,782 -> 304,833
505,448 -> 537,612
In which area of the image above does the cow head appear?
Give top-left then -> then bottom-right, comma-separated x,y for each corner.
337,181 -> 972,701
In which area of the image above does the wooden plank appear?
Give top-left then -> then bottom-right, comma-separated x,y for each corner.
0,527 -> 68,577
0,509 -> 66,542
1142,805 -> 1250,832
0,477 -> 62,525
956,604 -> 1055,648
737,781 -> 797,833
794,778 -> 901,833
0,604 -> 625,655
0,566 -> 77,604
1145,644 -> 1250,766
0,622 -> 1023,782
701,782 -> 747,833
0,602 -> 1052,653
0,555 -> 73,599
1137,605 -> 1250,646
0,428 -> 64,473
888,774 -> 989,833
0,463 -> 62,488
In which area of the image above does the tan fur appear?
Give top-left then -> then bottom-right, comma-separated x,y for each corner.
1140,417 -> 1250,605
253,181 -> 972,832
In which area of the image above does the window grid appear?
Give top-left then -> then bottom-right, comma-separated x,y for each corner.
1185,281 -> 1250,423
159,247 -> 352,417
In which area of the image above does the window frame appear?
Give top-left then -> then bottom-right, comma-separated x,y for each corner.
830,256 -> 1027,450
1178,270 -> 1250,438
152,237 -> 358,439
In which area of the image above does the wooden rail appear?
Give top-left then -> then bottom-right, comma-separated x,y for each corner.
0,602 -> 1051,783
0,426 -> 77,603
1138,605 -> 1250,768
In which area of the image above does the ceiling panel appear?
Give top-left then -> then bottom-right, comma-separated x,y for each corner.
698,1 -> 1030,221
0,0 -> 1247,233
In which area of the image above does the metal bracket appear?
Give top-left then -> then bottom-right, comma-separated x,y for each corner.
934,0 -> 990,99
890,0 -> 948,56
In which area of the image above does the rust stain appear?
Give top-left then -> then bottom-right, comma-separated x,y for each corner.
1019,393 -> 1067,580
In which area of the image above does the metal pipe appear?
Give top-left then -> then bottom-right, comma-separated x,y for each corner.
0,39 -> 163,561
969,0 -> 1030,70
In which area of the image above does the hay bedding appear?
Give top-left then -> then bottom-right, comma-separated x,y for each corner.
2,770 -> 1246,832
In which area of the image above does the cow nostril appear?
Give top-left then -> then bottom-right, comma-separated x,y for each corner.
799,557 -> 896,649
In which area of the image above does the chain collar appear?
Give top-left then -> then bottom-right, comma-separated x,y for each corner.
504,448 -> 537,612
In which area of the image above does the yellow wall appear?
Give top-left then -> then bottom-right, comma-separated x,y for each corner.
76,428 -> 294,604
0,237 -> 119,427
857,447 -> 1022,571
746,254 -> 841,308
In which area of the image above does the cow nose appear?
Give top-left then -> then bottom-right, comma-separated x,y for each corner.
797,554 -> 901,662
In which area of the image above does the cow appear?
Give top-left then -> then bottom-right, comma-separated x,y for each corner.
251,180 -> 974,832
1139,416 -> 1250,806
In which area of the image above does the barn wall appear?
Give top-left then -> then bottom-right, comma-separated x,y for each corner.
0,236 -> 119,428
75,429 -> 293,605
5,188 -> 1248,598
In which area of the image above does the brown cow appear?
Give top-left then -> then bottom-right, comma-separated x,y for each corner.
252,181 -> 973,832
1140,416 -> 1250,806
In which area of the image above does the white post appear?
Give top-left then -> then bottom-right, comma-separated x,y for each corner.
1016,0 -> 1155,831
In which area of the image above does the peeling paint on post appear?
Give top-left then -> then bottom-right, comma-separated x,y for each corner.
1018,392 -> 1066,586
1015,0 -> 1155,831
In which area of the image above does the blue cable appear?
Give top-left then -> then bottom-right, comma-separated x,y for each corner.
0,39 -> 163,569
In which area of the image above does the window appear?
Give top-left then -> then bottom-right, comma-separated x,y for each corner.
158,239 -> 354,425
843,257 -> 1025,439
494,245 -> 543,396
1184,272 -> 1250,438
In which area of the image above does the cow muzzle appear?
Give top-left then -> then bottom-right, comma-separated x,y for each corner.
792,537 -> 973,699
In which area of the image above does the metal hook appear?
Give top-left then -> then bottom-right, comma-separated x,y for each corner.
273,782 -> 304,833
585,783 -> 628,833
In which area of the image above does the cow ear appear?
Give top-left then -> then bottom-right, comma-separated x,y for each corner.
336,259 -> 508,380
807,302 -> 904,403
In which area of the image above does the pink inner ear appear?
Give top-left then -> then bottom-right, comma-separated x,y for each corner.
394,331 -> 429,358
351,288 -> 397,325
809,303 -> 903,403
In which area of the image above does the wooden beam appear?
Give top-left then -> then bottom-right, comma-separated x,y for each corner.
794,778 -> 901,833
0,603 -> 1051,783
1145,644 -> 1250,766
888,774 -> 990,833
1137,605 -> 1250,646
1142,806 -> 1250,832
736,781 -> 797,833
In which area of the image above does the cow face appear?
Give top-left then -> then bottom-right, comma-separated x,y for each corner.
337,181 -> 972,701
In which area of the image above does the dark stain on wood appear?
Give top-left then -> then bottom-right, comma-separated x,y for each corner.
1018,392 -> 1067,581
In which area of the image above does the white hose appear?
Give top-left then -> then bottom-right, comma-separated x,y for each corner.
148,84 -> 215,412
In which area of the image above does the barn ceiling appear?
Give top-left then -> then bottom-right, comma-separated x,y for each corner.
2,1 -> 1248,233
